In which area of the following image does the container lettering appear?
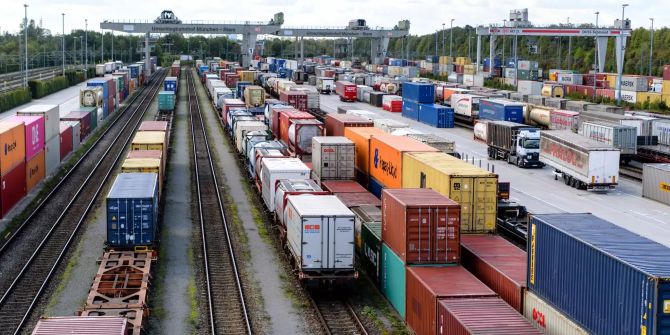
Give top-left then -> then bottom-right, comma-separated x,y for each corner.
532,308 -> 546,328
660,182 -> 670,193
530,223 -> 536,285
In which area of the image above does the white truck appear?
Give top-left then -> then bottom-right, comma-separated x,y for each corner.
450,93 -> 484,123
316,77 -> 335,94
540,130 -> 620,191
284,194 -> 357,282
487,121 -> 544,168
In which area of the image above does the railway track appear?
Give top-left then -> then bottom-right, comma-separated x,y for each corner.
0,66 -> 86,93
620,165 -> 643,181
187,68 -> 252,335
308,292 -> 368,335
0,69 -> 165,334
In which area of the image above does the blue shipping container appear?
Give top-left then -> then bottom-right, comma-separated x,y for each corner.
164,78 -> 178,92
368,177 -> 383,199
402,99 -> 419,120
479,99 -> 524,123
128,65 -> 140,78
236,81 -> 251,99
87,79 -> 109,117
418,104 -> 454,128
402,82 -> 435,103
528,213 -> 670,335
106,173 -> 159,248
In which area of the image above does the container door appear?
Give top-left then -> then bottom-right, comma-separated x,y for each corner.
656,280 -> 670,334
333,216 -> 354,269
301,216 -> 323,270
432,207 -> 458,263
450,177 -> 473,231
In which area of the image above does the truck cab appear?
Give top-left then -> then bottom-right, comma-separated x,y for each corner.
487,121 -> 543,168
513,129 -> 542,167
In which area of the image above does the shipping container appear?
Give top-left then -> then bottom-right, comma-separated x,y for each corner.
402,99 -> 419,120
321,180 -> 367,194
406,266 -> 498,335
417,104 -> 454,128
544,97 -> 567,109
539,130 -> 620,190
26,150 -> 45,192
62,121 -> 81,152
324,114 -> 373,136
460,234 -> 527,311
381,188 -> 460,264
234,121 -> 267,153
44,136 -> 60,176
243,86 -> 265,107
344,127 -> 387,174
652,119 -> 670,146
642,163 -> 670,205
336,81 -> 357,102
138,121 -> 169,132
373,118 -> 408,134
158,91 -> 176,111
479,99 -> 524,123
122,157 -> 162,193
60,111 -> 92,141
619,75 -> 648,92
438,297 -> 541,335
360,220 -> 382,284
261,158 -> 311,212
565,100 -> 595,112
31,316 -> 128,335
402,82 -> 435,103
284,195 -> 356,278
380,243 -> 406,317
580,121 -> 637,156
402,152 -> 498,233
106,173 -> 158,248
1,161 -> 26,217
584,104 -> 624,115
0,121 -> 26,175
274,179 -> 327,225
528,213 -> 670,335
523,290 -> 589,335
131,131 -> 167,158
76,106 -> 98,130
450,93 -> 483,119
549,109 -> 579,131
8,115 -> 44,160
251,145 -> 289,181
311,136 -> 355,180
335,191 -> 381,208
59,123 -> 73,161
405,133 -> 455,155
368,135 -> 439,189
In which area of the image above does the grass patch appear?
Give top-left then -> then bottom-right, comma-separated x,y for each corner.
279,273 -> 309,310
44,239 -> 83,316
242,183 -> 271,244
187,247 -> 199,326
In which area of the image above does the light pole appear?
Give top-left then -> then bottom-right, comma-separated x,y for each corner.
23,4 -> 28,88
434,29 -> 438,75
85,19 -> 88,76
616,4 -> 629,106
567,17 -> 572,69
442,23 -> 445,58
74,37 -> 77,67
112,31 -> 114,61
62,13 -> 65,75
449,19 -> 454,63
101,29 -> 104,62
502,20 -> 506,63
80,36 -> 83,69
593,11 -> 599,99
649,18 -> 654,76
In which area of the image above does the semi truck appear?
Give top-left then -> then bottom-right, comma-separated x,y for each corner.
486,121 -> 544,168
540,130 -> 620,191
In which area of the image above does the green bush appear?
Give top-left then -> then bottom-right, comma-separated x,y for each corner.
0,88 -> 32,112
484,79 -> 516,91
64,70 -> 86,86
29,76 -> 69,99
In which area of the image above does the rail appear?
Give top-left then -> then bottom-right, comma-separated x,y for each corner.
620,165 -> 642,181
308,293 -> 368,335
187,68 -> 252,335
0,66 -> 86,93
0,69 -> 165,333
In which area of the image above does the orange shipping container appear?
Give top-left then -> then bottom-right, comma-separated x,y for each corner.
26,150 -> 45,192
0,121 -> 26,175
368,135 -> 439,189
344,127 -> 387,174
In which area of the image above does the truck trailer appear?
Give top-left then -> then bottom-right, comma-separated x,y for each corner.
486,121 -> 543,168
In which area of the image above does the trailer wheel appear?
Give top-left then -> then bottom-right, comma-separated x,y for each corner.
565,176 -> 572,185
571,178 -> 578,188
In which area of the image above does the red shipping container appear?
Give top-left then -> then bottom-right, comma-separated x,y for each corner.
108,96 -> 115,114
60,111 -> 91,141
596,88 -> 615,99
381,188 -> 460,264
405,266 -> 498,335
222,99 -> 246,126
2,161 -> 26,218
59,123 -> 73,161
383,100 -> 402,112
334,191 -> 380,208
335,81 -> 357,102
563,84 -> 576,95
278,110 -> 315,146
324,114 -> 373,136
225,74 -> 240,88
455,65 -> 464,74
320,180 -> 367,193
437,297 -> 541,335
575,85 -> 595,97
279,91 -> 308,112
460,235 -> 527,312
138,121 -> 169,132
270,105 -> 299,138
663,65 -> 670,81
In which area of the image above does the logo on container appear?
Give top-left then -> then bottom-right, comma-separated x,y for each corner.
373,149 -> 379,168
32,126 -> 39,145
5,140 -> 17,155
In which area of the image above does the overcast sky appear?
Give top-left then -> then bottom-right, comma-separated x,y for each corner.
2,0 -> 662,36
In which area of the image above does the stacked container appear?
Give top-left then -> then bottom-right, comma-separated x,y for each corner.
324,114 -> 373,136
8,115 -> 44,192
18,104 -> 60,176
368,135 -> 439,190
260,158 -> 311,212
59,123 -> 73,161
343,127 -> 387,186
311,137 -> 355,181
0,121 -> 26,217
61,110 -> 92,141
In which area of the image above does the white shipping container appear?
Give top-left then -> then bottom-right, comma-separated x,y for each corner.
579,121 -> 637,155
615,90 -> 638,103
549,110 -> 579,131
311,137 -> 355,180
18,104 -> 60,142
274,179 -> 323,226
64,121 -> 81,151
462,74 -> 484,87
620,115 -> 657,137
619,75 -> 648,92
373,118 -> 408,133
284,195 -> 355,271
652,119 -> 670,146
517,60 -> 539,71
261,158 -> 311,212
523,290 -> 589,335
504,68 -> 516,79
235,121 -> 267,153
45,135 -> 60,176
450,93 -> 483,117
556,73 -> 583,85
517,80 -> 543,95
540,130 -> 620,190
642,163 -> 670,206
346,109 -> 378,121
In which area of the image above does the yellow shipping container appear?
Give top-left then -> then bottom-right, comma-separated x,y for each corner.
402,152 -> 498,233
438,56 -> 452,65
637,92 -> 662,104
606,74 -> 618,90
131,131 -> 167,158
456,57 -> 472,66
240,70 -> 255,83
122,157 -> 163,194
662,80 -> 670,95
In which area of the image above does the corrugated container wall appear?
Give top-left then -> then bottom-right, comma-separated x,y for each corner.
31,316 -> 128,335
311,137 -> 355,180
642,163 -> 670,205
0,122 -> 26,175
438,297 -> 541,335
368,135 -> 439,189
344,127 -> 387,174
528,213 -> 670,335
106,173 -> 158,247
523,290 -> 589,335
45,136 -> 60,176
381,243 -> 406,318
26,150 -> 45,191
17,104 -> 59,141
2,161 -> 26,217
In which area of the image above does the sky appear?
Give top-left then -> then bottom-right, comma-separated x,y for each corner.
1,0 -> 663,37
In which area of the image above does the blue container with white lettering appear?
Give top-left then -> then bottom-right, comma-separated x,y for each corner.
106,173 -> 158,248
418,104 -> 454,128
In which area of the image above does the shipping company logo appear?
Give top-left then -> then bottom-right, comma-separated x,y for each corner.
31,126 -> 39,145
660,182 -> 670,193
29,163 -> 39,178
323,148 -> 335,153
588,130 -> 611,144
5,140 -> 16,156
530,223 -> 536,285
543,141 -> 585,170
373,149 -> 397,179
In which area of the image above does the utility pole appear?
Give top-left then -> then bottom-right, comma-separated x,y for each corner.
468,33 -> 472,60
112,31 -> 114,61
593,11 -> 599,99
434,30 -> 438,75
85,19 -> 88,77
62,13 -> 65,75
502,20 -> 506,63
441,23 -> 445,58
80,36 -> 83,69
616,4 -> 629,106
449,19 -> 454,64
24,4 -> 28,88
101,29 -> 104,62
567,17 -> 572,69
649,18 -> 654,76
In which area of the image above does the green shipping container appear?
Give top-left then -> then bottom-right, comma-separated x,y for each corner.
76,106 -> 97,130
360,222 -> 381,285
381,243 -> 406,318
517,69 -> 539,81
158,91 -> 176,111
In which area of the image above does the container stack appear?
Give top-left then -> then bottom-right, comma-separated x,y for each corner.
402,82 -> 454,128
7,115 -> 44,193
17,104 -> 60,176
0,121 -> 26,217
